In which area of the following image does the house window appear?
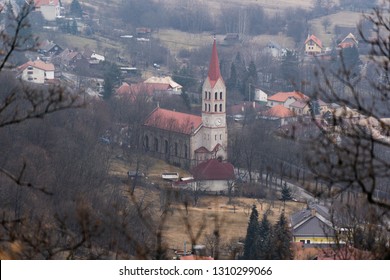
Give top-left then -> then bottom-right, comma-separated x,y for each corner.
154,138 -> 159,152
306,240 -> 311,244
28,77 -> 33,81
300,240 -> 305,244
174,143 -> 178,156
220,92 -> 223,99
27,71 -> 33,75
27,66 -> 33,70
215,92 -> 218,100
219,104 -> 222,112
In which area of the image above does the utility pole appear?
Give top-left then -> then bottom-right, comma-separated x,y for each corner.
248,83 -> 251,102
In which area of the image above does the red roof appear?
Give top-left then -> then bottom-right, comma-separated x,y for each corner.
18,60 -> 55,72
305,34 -> 323,49
34,0 -> 60,7
191,159 -> 235,181
265,105 -> 294,118
144,107 -> 202,135
207,39 -> 224,88
268,91 -> 307,103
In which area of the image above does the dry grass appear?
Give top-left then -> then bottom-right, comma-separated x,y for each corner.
309,11 -> 364,47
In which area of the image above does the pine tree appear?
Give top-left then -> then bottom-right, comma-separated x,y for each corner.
272,212 -> 293,259
226,63 -> 237,90
281,183 -> 292,202
70,0 -> 83,18
243,205 -> 259,259
257,213 -> 273,259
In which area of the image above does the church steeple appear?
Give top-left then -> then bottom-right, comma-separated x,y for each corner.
207,39 -> 224,88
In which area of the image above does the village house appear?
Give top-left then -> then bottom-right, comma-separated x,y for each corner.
33,0 -> 64,21
143,76 -> 183,94
304,34 -> 323,56
143,40 -> 229,168
259,104 -> 295,127
290,204 -> 337,246
289,99 -> 329,116
267,91 -> 307,108
38,40 -> 63,56
18,59 -> 55,84
337,33 -> 359,49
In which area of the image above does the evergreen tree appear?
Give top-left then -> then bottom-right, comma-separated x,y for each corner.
280,49 -> 300,89
281,182 -> 292,202
103,62 -> 121,100
226,62 -> 237,90
70,0 -> 83,18
257,213 -> 273,259
243,205 -> 259,259
272,212 -> 293,260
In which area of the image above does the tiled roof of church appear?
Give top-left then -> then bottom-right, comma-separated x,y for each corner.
191,159 -> 235,181
144,107 -> 202,135
207,39 -> 224,88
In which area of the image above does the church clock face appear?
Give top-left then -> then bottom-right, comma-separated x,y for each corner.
215,118 -> 222,126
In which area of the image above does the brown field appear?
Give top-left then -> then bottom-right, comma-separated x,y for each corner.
111,155 -> 306,256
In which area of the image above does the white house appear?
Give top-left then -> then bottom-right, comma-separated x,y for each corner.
267,91 -> 308,108
34,0 -> 63,21
18,60 -> 55,84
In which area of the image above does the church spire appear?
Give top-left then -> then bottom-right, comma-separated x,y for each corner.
207,39 -> 223,88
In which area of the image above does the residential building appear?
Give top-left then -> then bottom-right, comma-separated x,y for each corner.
290,204 -> 336,246
34,0 -> 63,21
18,60 -> 55,84
260,104 -> 295,126
305,34 -> 323,56
338,33 -> 359,49
144,76 -> 183,94
289,99 -> 329,116
267,91 -> 307,108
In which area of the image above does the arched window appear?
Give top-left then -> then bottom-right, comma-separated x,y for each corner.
220,92 -> 223,99
144,135 -> 149,151
215,92 -> 218,100
165,140 -> 169,154
154,138 -> 159,152
208,92 -> 211,99
204,103 -> 207,111
219,104 -> 222,112
205,91 -> 207,99
208,104 -> 210,112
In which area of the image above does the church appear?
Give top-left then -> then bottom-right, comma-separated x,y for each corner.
143,40 -> 228,169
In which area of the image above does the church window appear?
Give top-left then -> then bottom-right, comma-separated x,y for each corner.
144,135 -> 149,151
154,138 -> 159,152
184,144 -> 188,158
215,92 -> 217,100
219,104 -> 222,112
164,140 -> 169,154
204,103 -> 207,111
220,92 -> 223,99
205,91 -> 207,99
208,92 -> 211,99
215,134 -> 217,140
214,104 -> 217,112
208,104 -> 210,112
174,143 -> 178,156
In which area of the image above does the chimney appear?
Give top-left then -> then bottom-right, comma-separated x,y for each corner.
311,208 -> 316,217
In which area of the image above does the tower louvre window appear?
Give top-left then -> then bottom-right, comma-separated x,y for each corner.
205,91 -> 207,99
208,104 -> 210,112
215,92 -> 218,100
208,92 -> 211,99
204,103 -> 207,111
219,104 -> 222,112
214,104 -> 217,112
220,92 -> 223,99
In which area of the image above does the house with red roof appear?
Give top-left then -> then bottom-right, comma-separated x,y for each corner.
337,33 -> 359,49
143,40 -> 229,168
34,0 -> 63,21
267,91 -> 307,108
305,34 -> 323,56
260,105 -> 295,126
18,59 -> 55,84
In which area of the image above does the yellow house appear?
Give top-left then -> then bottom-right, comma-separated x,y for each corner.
290,204 -> 336,246
305,34 -> 323,56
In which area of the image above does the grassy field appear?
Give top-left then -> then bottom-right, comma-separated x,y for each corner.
309,11 -> 364,47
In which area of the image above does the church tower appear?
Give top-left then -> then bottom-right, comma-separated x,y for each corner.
201,39 -> 228,160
